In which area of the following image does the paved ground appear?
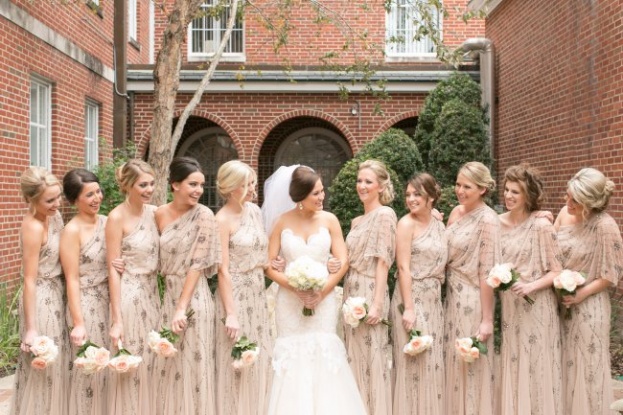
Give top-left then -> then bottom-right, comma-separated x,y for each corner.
0,374 -> 621,414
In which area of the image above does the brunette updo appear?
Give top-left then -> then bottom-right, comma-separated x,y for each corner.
63,168 -> 100,204
289,166 -> 320,203
407,172 -> 441,207
169,157 -> 203,189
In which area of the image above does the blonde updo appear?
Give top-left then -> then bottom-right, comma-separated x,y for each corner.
20,166 -> 61,204
458,161 -> 496,195
216,160 -> 256,204
359,159 -> 395,205
567,167 -> 614,214
115,159 -> 155,195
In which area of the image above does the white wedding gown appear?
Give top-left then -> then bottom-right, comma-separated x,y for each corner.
267,227 -> 367,415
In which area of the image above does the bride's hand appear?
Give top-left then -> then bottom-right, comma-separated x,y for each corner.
296,290 -> 321,309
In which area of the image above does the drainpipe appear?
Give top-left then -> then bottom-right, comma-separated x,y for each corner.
461,38 -> 495,160
113,0 -> 129,148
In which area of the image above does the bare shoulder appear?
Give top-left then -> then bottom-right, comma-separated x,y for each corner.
447,205 -> 464,226
21,215 -> 44,235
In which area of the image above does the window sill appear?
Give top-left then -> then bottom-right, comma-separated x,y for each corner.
188,54 -> 246,63
385,55 -> 439,63
129,38 -> 141,52
86,0 -> 103,18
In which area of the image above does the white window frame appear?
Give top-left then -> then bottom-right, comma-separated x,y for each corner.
84,100 -> 99,169
29,77 -> 52,169
128,0 -> 137,41
187,0 -> 245,62
385,0 -> 442,60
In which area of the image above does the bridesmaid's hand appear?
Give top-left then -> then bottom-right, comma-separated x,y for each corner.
327,256 -> 341,274
111,257 -> 125,274
510,281 -> 535,297
534,210 -> 554,223
431,208 -> 444,222
171,308 -> 189,334
21,329 -> 37,353
476,320 -> 493,342
109,322 -> 124,346
402,308 -> 416,331
224,314 -> 240,340
365,304 -> 382,325
562,290 -> 587,307
70,325 -> 87,347
271,256 -> 285,272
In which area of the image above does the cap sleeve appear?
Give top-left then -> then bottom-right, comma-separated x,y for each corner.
363,207 -> 397,267
188,206 -> 221,278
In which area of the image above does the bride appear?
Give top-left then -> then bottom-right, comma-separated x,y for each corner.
263,166 -> 366,415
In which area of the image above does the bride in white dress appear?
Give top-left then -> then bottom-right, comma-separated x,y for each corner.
263,166 -> 366,415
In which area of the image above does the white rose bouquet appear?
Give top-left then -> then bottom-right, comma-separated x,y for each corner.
108,340 -> 142,373
486,263 -> 534,305
231,335 -> 259,370
342,296 -> 391,328
284,256 -> 328,316
29,335 -> 59,370
73,340 -> 110,374
455,336 -> 488,363
553,269 -> 587,319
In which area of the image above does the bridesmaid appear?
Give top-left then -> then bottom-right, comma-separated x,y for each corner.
498,164 -> 563,415
11,167 -> 69,415
554,167 -> 622,415
443,161 -> 499,415
390,173 -> 446,415
60,169 -> 109,415
106,160 -> 160,414
342,160 -> 397,415
154,157 -> 221,415
214,160 -> 272,415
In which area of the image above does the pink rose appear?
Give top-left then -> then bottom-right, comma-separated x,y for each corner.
108,355 -> 130,373
156,339 -> 177,358
409,337 -> 424,350
468,347 -> 480,360
232,359 -> 244,370
241,349 -> 259,366
487,275 -> 501,288
351,305 -> 367,320
31,357 -> 47,370
74,357 -> 87,369
93,348 -> 110,367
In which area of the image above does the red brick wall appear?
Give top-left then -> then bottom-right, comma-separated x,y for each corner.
486,0 -> 623,294
0,13 -> 114,289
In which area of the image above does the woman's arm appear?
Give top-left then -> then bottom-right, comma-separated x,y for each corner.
20,219 -> 44,351
105,211 -> 124,345
216,215 -> 239,340
562,277 -> 611,307
60,224 -> 86,346
395,219 -> 415,330
322,214 -> 349,297
171,268 -> 201,334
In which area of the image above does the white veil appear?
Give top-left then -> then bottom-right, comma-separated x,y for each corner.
261,165 -> 300,235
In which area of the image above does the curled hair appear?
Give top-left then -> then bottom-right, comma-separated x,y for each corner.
169,157 -> 203,188
459,161 -> 496,195
217,160 -> 257,203
567,167 -> 615,214
359,159 -> 395,205
407,172 -> 441,207
115,159 -> 155,195
503,164 -> 544,212
289,166 -> 320,203
20,166 -> 61,204
63,168 -> 100,204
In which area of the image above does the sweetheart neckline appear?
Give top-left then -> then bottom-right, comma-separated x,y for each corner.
282,227 -> 329,244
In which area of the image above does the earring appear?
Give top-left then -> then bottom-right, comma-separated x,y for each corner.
298,202 -> 303,210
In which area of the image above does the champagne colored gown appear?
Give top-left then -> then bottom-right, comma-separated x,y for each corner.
108,205 -> 160,415
557,212 -> 622,415
343,206 -> 397,415
215,203 -> 273,415
499,214 -> 563,415
443,205 -> 500,415
11,211 -> 70,415
390,218 -> 447,415
155,204 -> 221,415
68,215 -> 110,415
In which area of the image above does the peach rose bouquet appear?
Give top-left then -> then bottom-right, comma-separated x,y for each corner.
486,263 -> 534,305
107,340 -> 142,373
73,340 -> 110,374
29,335 -> 59,370
342,296 -> 391,328
231,335 -> 259,370
455,336 -> 488,363
396,304 -> 431,356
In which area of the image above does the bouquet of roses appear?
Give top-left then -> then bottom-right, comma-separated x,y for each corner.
231,335 -> 259,370
395,304 -> 432,356
147,309 -> 195,358
108,340 -> 142,373
73,340 -> 110,374
553,269 -> 586,319
29,335 -> 59,370
284,256 -> 328,316
342,296 -> 391,328
455,336 -> 488,363
486,263 -> 534,305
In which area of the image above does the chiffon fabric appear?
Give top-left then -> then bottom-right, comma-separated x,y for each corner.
267,226 -> 366,415
499,214 -> 563,415
11,211 -> 70,415
557,212 -> 622,415
215,203 -> 273,415
68,215 -> 110,415
343,206 -> 396,415
155,204 -> 221,415
108,205 -> 160,415
390,218 -> 447,415
443,205 -> 500,415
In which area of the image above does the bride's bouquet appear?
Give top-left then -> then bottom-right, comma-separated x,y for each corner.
73,340 -> 110,374
29,335 -> 59,370
108,340 -> 142,373
455,336 -> 488,363
231,335 -> 260,370
486,263 -> 534,305
553,269 -> 586,319
342,296 -> 391,328
284,255 -> 328,316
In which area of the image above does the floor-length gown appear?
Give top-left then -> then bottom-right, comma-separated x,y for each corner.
11,211 -> 70,415
499,214 -> 563,415
155,204 -> 220,415
443,205 -> 500,415
215,202 -> 273,415
557,212 -> 622,415
108,205 -> 160,415
267,226 -> 366,415
390,218 -> 446,415
68,215 -> 110,415
343,206 -> 396,415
